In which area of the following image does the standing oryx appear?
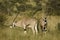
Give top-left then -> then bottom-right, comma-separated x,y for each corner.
10,17 -> 38,34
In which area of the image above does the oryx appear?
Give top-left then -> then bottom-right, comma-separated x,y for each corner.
10,17 -> 38,34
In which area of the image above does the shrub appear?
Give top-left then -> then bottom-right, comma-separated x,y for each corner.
58,23 -> 60,31
0,13 -> 7,25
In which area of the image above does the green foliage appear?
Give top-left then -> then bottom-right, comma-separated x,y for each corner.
0,0 -> 42,16
0,13 -> 7,25
25,4 -> 33,10
46,0 -> 60,16
0,2 -> 7,13
17,4 -> 33,12
33,4 -> 42,10
58,23 -> 60,31
0,1 -> 15,16
17,4 -> 26,12
9,0 -> 28,4
0,0 -> 60,17
33,0 -> 41,4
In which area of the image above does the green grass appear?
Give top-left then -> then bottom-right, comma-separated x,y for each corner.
0,26 -> 60,40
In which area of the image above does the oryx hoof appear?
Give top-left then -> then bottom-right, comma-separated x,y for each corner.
10,26 -> 12,28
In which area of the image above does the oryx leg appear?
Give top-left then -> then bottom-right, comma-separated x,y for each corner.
35,24 -> 38,34
23,24 -> 27,34
10,22 -> 15,28
32,27 -> 35,34
42,26 -> 45,31
12,22 -> 15,27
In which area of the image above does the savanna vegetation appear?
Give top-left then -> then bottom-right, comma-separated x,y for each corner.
0,0 -> 60,40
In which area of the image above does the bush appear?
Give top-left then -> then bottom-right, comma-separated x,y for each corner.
58,23 -> 60,31
0,13 -> 7,25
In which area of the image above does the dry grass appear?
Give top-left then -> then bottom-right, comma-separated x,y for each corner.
1,13 -> 60,40
47,16 -> 60,31
0,26 -> 60,40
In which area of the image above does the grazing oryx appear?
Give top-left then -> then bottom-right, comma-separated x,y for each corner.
10,17 -> 38,34
40,17 -> 47,31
